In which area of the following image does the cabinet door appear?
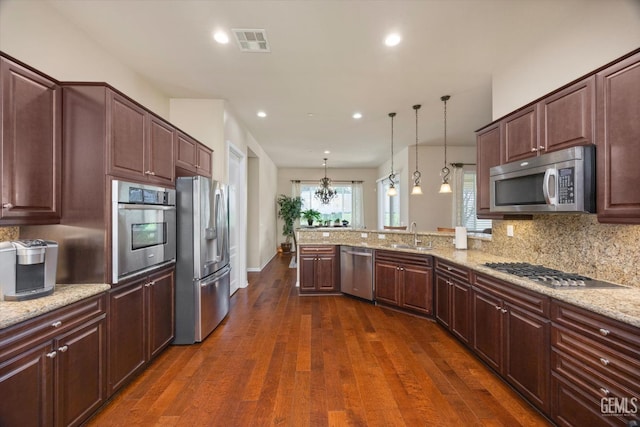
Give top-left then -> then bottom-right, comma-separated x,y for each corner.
539,76 -> 594,153
451,280 -> 471,344
596,52 -> 640,223
147,115 -> 175,184
196,144 -> 213,177
374,261 -> 400,306
1,58 -> 61,225
107,278 -> 146,395
54,315 -> 106,427
315,255 -> 337,291
434,274 -> 451,327
147,269 -> 175,360
107,91 -> 146,180
476,122 -> 502,218
504,304 -> 550,412
0,341 -> 53,427
472,288 -> 503,372
503,106 -> 538,162
175,131 -> 198,173
402,265 -> 432,315
299,255 -> 317,291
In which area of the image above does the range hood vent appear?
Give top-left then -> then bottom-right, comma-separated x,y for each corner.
232,29 -> 271,53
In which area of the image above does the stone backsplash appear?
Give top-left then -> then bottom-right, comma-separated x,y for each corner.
487,215 -> 640,288
0,226 -> 18,242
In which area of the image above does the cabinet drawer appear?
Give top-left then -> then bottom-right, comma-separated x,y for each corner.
551,300 -> 640,360
552,325 -> 640,394
299,245 -> 336,255
375,250 -> 432,268
435,258 -> 470,282
0,294 -> 107,361
551,350 -> 639,419
472,272 -> 549,317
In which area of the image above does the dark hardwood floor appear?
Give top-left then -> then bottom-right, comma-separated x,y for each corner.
87,253 -> 551,426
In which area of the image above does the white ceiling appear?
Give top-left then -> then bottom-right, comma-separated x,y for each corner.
47,0 -> 587,168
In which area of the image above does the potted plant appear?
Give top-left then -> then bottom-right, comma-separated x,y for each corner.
277,194 -> 303,253
301,209 -> 321,226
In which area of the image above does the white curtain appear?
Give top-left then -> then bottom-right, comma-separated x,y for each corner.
351,181 -> 364,229
451,166 -> 465,227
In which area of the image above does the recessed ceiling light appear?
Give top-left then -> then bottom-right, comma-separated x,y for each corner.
257,111 -> 267,118
307,113 -> 314,117
384,33 -> 401,47
324,150 -> 330,154
352,112 -> 362,119
213,31 -> 229,44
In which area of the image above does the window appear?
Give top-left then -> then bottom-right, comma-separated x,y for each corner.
299,182 -> 354,225
377,179 -> 400,228
454,167 -> 491,233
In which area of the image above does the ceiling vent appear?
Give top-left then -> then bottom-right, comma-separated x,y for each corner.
232,29 -> 271,53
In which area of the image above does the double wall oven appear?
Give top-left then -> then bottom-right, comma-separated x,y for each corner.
112,180 -> 176,284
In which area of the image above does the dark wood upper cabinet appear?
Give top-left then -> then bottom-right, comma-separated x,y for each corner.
476,122 -> 501,219
107,90 -> 175,185
538,76 -> 595,153
0,56 -> 61,225
502,105 -> 538,163
596,51 -> 640,223
175,131 -> 213,178
148,115 -> 176,184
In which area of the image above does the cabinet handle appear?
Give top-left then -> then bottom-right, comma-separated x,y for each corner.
195,165 -> 200,169
447,267 -> 452,271
599,387 -> 610,397
599,357 -> 610,366
495,305 -> 501,311
144,170 -> 156,176
599,328 -> 610,336
58,345 -> 69,353
2,203 -> 13,209
46,351 -> 57,359
51,321 -> 62,328
531,148 -> 538,152
539,146 -> 545,150
501,308 -> 508,314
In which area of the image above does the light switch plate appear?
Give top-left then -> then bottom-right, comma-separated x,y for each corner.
361,233 -> 368,238
378,234 -> 386,239
322,232 -> 330,237
507,225 -> 514,237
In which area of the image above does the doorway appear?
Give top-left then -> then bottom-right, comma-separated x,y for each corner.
227,143 -> 247,295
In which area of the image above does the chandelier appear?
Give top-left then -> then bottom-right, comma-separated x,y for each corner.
315,158 -> 337,204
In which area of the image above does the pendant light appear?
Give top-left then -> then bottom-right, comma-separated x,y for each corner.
411,104 -> 423,195
314,158 -> 337,204
439,95 -> 452,194
387,112 -> 397,196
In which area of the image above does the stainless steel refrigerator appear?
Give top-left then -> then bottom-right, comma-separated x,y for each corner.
174,176 -> 231,344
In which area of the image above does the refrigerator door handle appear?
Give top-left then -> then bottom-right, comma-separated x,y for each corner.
200,265 -> 232,288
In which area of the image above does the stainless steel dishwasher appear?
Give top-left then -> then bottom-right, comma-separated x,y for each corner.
340,246 -> 374,301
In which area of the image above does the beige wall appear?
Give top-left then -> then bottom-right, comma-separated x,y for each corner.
0,0 -> 170,118
492,0 -> 640,119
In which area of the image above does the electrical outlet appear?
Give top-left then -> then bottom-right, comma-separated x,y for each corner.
322,232 -> 330,237
361,233 -> 368,238
378,234 -> 386,239
507,225 -> 514,237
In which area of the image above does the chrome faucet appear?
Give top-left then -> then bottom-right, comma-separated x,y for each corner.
410,222 -> 421,246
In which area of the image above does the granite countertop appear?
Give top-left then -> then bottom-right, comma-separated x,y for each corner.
299,241 -> 640,329
0,283 -> 111,330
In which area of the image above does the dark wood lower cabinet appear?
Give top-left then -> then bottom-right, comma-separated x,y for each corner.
0,294 -> 106,427
374,251 -> 432,315
434,259 -> 472,344
298,246 -> 339,293
472,273 -> 550,414
108,267 -> 175,394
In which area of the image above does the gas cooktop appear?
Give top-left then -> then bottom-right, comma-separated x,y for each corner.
483,262 -> 625,289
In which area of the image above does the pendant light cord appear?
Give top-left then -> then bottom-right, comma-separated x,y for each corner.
388,112 -> 396,184
413,104 -> 421,183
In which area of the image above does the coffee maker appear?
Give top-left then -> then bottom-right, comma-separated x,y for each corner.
0,239 -> 58,301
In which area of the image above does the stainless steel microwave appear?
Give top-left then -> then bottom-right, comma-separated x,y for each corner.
490,146 -> 596,214
112,180 -> 176,283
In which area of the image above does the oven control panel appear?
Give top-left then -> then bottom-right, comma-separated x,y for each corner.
557,167 -> 575,205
